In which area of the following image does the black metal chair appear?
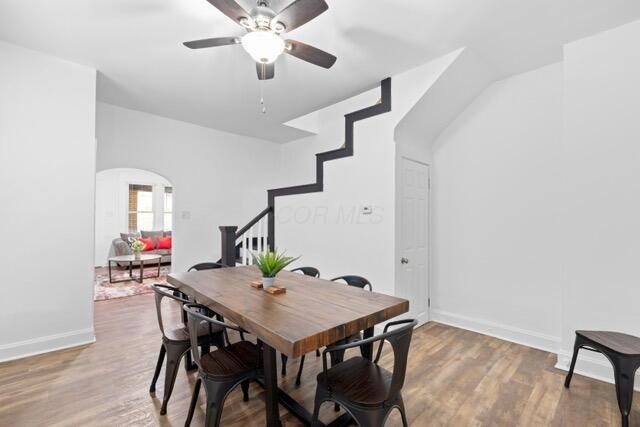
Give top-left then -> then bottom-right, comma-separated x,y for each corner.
322,275 -> 375,410
331,275 -> 373,346
149,284 -> 225,415
311,319 -> 417,427
183,303 -> 262,427
291,266 -> 321,278
331,275 -> 372,291
565,330 -> 640,427
187,263 -> 244,343
280,266 -> 322,384
188,262 -> 227,271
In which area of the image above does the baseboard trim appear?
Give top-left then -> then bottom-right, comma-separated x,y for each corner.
0,328 -> 95,363
430,309 -> 560,353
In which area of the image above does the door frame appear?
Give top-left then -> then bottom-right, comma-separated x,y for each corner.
395,155 -> 430,326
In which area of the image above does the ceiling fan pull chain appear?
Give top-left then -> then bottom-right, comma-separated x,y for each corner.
260,67 -> 267,114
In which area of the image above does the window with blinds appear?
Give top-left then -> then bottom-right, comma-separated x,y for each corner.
128,184 -> 154,232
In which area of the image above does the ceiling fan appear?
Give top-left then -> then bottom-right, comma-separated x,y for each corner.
183,0 -> 337,80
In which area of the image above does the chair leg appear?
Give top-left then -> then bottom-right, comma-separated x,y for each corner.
296,355 -> 306,386
347,406 -> 386,427
613,360 -> 637,427
349,407 -> 388,427
565,335 -> 585,388
240,380 -> 250,402
330,350 -> 345,412
397,395 -> 409,427
203,381 -> 232,427
185,347 -> 196,371
160,343 -> 188,415
281,354 -> 288,376
150,344 -> 166,393
316,349 -> 320,357
185,377 -> 202,427
311,388 -> 325,427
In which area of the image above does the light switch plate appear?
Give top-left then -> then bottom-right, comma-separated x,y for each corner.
181,211 -> 191,220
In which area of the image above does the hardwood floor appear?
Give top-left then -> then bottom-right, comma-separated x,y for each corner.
0,293 -> 635,426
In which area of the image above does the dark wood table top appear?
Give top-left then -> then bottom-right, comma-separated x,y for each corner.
168,266 -> 409,357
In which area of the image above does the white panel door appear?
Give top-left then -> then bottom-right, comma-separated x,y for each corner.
399,158 -> 429,325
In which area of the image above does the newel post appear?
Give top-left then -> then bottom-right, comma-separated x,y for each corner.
219,226 -> 238,267
267,192 -> 275,250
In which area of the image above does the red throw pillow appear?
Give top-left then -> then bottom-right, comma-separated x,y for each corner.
157,236 -> 172,250
137,238 -> 154,251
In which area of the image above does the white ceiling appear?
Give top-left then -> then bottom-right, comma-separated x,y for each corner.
1,0 -> 639,142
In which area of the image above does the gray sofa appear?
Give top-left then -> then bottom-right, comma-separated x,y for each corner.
112,230 -> 172,266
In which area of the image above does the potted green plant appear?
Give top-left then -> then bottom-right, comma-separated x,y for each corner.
251,250 -> 299,288
131,240 -> 146,259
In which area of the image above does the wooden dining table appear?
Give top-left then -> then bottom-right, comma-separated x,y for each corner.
168,265 -> 409,427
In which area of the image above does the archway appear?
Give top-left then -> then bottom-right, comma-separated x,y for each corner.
94,168 -> 174,301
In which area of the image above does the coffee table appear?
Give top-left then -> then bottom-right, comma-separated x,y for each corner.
107,254 -> 162,284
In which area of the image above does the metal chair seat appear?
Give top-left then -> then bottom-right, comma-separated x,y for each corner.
200,340 -> 260,379
317,356 -> 393,407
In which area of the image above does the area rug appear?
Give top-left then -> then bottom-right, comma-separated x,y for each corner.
94,265 -> 171,301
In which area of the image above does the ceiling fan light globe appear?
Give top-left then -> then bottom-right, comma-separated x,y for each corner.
241,31 -> 285,64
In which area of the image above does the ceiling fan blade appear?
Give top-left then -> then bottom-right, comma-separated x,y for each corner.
256,62 -> 275,80
285,40 -> 336,68
183,36 -> 239,49
274,0 -> 328,33
205,0 -> 251,25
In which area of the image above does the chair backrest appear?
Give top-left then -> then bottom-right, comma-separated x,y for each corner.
188,262 -> 227,272
152,284 -> 191,339
331,275 -> 372,291
183,303 -> 250,369
291,266 -> 321,278
374,319 -> 417,403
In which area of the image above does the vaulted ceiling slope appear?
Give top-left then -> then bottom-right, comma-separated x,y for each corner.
1,0 -> 639,143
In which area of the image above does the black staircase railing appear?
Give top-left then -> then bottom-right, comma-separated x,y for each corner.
219,206 -> 271,266
236,206 -> 271,237
220,77 -> 392,266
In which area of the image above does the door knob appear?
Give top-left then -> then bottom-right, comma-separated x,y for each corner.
401,257 -> 409,264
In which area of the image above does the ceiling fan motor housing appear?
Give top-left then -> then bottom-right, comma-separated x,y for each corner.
248,5 -> 283,32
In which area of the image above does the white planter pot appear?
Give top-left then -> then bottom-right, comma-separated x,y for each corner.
134,252 -> 141,260
262,277 -> 275,288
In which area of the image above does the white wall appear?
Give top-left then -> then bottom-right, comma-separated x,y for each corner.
430,63 -> 564,351
96,103 -> 282,272
94,168 -> 170,266
429,20 -> 640,388
276,88 -> 397,294
558,20 -> 640,382
274,54 -> 464,297
0,41 -> 97,361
